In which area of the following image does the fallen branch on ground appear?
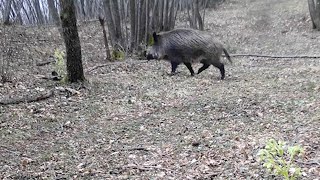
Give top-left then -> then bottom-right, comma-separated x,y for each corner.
36,60 -> 55,66
0,90 -> 54,105
121,147 -> 150,152
226,54 -> 320,58
296,160 -> 320,166
123,164 -> 173,172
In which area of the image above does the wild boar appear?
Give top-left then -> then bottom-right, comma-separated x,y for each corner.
146,28 -> 232,80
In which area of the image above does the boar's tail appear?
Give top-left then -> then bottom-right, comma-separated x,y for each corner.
223,48 -> 232,63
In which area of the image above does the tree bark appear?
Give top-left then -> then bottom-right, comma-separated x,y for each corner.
98,17 -> 111,60
60,0 -> 85,82
110,0 -> 123,48
130,0 -> 136,50
308,0 -> 320,29
3,0 -> 13,25
194,0 -> 204,30
34,0 -> 45,24
47,0 -> 61,27
12,0 -> 24,25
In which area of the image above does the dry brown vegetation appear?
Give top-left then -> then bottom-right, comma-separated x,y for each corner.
1,0 -> 320,179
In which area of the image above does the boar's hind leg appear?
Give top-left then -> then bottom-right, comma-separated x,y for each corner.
197,63 -> 210,74
183,62 -> 195,76
170,61 -> 180,75
212,62 -> 225,80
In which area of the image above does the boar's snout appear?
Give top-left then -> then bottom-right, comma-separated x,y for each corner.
146,54 -> 154,60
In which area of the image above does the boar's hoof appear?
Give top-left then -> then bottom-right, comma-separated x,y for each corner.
168,72 -> 177,76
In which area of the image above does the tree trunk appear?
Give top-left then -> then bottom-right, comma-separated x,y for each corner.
98,17 -> 111,60
168,0 -> 176,30
34,0 -> 45,24
47,0 -> 61,27
159,0 -> 164,31
194,0 -> 204,30
130,0 -> 136,50
139,0 -> 146,44
110,0 -> 123,48
149,0 -> 159,32
103,0 -> 116,47
60,0 -> 85,82
12,0 -> 24,25
308,0 -> 320,29
145,0 -> 149,43
3,0 -> 13,25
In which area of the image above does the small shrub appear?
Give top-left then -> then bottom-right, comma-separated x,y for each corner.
111,50 -> 125,61
258,139 -> 304,180
147,33 -> 154,46
53,49 -> 67,79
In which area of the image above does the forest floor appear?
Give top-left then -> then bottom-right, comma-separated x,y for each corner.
1,0 -> 320,179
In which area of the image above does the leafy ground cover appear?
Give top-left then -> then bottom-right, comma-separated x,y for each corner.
1,0 -> 319,179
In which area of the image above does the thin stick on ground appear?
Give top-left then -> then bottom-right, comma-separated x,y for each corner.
227,54 -> 320,58
123,164 -> 174,172
121,147 -> 150,152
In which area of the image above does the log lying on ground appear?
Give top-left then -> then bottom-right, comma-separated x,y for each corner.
0,90 -> 54,105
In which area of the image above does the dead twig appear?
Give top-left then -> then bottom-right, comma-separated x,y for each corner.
226,54 -> 320,59
296,160 -> 320,166
0,90 -> 54,105
123,164 -> 174,172
36,60 -> 54,66
121,147 -> 150,152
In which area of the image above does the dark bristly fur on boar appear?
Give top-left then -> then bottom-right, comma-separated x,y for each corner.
146,28 -> 232,80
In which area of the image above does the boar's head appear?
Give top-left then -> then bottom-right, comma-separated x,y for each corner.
146,32 -> 164,61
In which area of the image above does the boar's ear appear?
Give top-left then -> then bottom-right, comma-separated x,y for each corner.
153,32 -> 158,43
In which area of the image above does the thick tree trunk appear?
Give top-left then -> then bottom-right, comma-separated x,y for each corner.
60,0 -> 85,82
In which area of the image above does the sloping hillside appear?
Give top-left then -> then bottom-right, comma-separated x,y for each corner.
1,0 -> 319,179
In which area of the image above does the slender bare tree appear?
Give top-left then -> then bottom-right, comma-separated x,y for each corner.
3,0 -> 13,25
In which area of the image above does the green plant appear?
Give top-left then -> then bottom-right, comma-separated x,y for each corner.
111,50 -> 125,61
54,49 -> 67,79
258,139 -> 304,180
147,33 -> 154,46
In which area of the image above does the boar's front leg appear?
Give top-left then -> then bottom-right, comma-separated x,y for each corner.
183,62 -> 195,76
170,61 -> 180,76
